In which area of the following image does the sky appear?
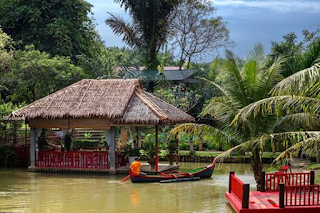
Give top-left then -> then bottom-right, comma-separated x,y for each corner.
86,0 -> 320,61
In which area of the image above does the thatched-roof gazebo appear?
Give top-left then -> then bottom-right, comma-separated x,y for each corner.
9,79 -> 194,172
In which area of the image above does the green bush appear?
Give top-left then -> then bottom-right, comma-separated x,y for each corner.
0,144 -> 16,167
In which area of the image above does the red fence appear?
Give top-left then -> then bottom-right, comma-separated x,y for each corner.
35,151 -> 109,169
264,172 -> 311,191
230,172 -> 244,202
284,185 -> 320,206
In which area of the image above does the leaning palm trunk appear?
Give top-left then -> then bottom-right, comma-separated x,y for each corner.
250,148 -> 263,189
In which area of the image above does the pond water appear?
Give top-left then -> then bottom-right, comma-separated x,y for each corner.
0,163 -> 262,213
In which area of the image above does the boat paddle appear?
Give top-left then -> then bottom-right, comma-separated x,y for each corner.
120,175 -> 130,183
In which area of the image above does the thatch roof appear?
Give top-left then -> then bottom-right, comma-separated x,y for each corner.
9,79 -> 194,125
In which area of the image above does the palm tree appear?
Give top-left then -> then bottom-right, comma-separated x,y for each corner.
171,44 -> 285,187
106,0 -> 180,69
233,63 -> 320,163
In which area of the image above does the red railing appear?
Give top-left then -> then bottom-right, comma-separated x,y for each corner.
35,151 -> 109,169
230,173 -> 244,202
284,185 -> 320,206
265,172 -> 311,191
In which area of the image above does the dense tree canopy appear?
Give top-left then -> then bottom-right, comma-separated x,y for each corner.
0,28 -> 14,74
3,45 -> 86,104
0,0 -> 100,61
106,0 -> 181,69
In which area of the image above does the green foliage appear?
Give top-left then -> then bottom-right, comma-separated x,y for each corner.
0,144 -> 16,167
0,0 -> 100,62
123,146 -> 141,157
172,44 -> 286,185
64,133 -> 72,152
154,84 -> 201,112
270,28 -> 320,77
106,0 -> 180,68
73,139 -> 98,149
142,134 -> 155,158
37,130 -> 48,151
0,102 -> 20,139
166,138 -> 178,155
77,46 -> 144,79
3,45 -> 86,104
0,27 -> 14,75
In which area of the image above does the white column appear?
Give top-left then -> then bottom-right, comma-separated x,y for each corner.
104,127 -> 116,172
30,128 -> 37,167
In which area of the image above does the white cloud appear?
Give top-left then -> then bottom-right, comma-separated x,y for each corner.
211,0 -> 320,13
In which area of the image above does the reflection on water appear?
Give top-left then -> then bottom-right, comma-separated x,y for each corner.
0,163 -> 267,213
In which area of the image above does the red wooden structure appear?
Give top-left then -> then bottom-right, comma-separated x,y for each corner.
35,151 -> 109,169
226,170 -> 320,213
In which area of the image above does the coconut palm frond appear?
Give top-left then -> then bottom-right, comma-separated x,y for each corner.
201,97 -> 236,119
170,123 -> 236,143
274,112 -> 320,131
215,138 -> 259,163
197,77 -> 228,97
273,136 -> 320,163
232,95 -> 320,126
225,49 -> 248,106
260,56 -> 285,97
272,63 -> 320,96
105,13 -> 142,47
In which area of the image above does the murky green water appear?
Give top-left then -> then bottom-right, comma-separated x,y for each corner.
0,163 -> 260,213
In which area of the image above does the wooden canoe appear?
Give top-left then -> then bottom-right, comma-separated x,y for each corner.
130,164 -> 214,183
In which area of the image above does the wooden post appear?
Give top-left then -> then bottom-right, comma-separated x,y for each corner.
199,137 -> 203,151
279,183 -> 285,208
310,170 -> 315,185
155,125 -> 159,172
242,184 -> 250,209
229,171 -> 235,193
121,128 -> 128,148
260,171 -> 266,192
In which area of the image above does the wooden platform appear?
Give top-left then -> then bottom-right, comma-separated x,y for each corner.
226,191 -> 320,213
226,171 -> 320,213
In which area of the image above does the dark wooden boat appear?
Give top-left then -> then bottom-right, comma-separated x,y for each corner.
130,164 -> 214,183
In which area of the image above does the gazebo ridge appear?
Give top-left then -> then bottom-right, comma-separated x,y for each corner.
8,79 -> 195,173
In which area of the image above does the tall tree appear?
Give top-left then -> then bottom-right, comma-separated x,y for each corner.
171,44 -> 285,187
106,0 -> 181,69
233,63 -> 320,163
170,0 -> 232,69
0,0 -> 100,62
0,28 -> 15,98
3,45 -> 86,104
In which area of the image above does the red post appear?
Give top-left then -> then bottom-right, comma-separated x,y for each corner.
155,125 -> 159,172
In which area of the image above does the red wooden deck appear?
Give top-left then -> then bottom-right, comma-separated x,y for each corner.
226,190 -> 320,213
226,171 -> 320,213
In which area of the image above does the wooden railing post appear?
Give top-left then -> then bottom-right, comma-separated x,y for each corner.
260,171 -> 265,192
242,184 -> 250,209
229,171 -> 235,193
279,183 -> 285,208
310,170 -> 315,185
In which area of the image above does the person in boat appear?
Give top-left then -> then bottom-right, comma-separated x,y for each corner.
130,157 -> 147,176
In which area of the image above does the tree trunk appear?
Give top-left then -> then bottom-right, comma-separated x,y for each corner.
316,142 -> 319,163
250,148 -> 263,190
